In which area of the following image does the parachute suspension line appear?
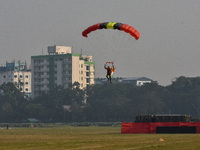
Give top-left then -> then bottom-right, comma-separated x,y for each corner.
112,33 -> 132,63
111,32 -> 126,62
112,32 -> 116,54
117,36 -> 133,62
123,36 -> 132,52
113,37 -> 132,63
112,31 -> 119,58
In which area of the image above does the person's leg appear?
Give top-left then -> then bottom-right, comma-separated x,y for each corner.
109,75 -> 112,83
106,75 -> 109,80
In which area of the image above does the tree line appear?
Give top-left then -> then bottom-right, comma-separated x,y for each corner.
0,76 -> 200,123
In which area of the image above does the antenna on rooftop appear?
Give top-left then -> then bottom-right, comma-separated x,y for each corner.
25,60 -> 27,70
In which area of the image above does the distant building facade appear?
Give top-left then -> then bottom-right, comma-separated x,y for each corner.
0,61 -> 31,98
31,45 -> 95,98
95,77 -> 153,86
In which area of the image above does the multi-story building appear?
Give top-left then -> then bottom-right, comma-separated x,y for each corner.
31,45 -> 95,98
0,61 -> 31,98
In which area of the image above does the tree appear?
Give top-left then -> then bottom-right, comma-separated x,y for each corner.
0,83 -> 27,122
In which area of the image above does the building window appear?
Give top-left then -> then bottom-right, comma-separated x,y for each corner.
25,88 -> 28,91
14,75 -> 17,78
3,75 -> 6,78
20,75 -> 23,78
86,72 -> 90,76
26,75 -> 29,78
86,78 -> 90,83
86,66 -> 90,70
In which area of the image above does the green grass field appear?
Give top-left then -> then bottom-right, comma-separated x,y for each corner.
0,124 -> 200,150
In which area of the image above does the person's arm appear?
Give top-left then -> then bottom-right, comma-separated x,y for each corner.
112,65 -> 115,70
104,64 -> 107,69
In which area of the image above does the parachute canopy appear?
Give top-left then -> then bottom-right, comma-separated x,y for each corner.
82,22 -> 140,40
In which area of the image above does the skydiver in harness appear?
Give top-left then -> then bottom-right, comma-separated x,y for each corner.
104,62 -> 116,83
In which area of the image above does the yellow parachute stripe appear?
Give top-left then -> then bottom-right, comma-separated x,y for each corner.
106,22 -> 116,29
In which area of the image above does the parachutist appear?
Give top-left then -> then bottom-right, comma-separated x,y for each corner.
104,62 -> 116,83
82,22 -> 139,84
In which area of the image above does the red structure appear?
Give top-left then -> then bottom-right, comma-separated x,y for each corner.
121,122 -> 200,134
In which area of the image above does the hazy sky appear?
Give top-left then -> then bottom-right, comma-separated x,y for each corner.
1,0 -> 200,86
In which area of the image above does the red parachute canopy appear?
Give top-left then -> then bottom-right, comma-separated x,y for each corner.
82,22 -> 140,40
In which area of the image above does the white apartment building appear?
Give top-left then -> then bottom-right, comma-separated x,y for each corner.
31,45 -> 95,98
0,61 -> 31,97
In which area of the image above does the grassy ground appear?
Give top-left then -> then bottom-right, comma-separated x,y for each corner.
0,125 -> 200,150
